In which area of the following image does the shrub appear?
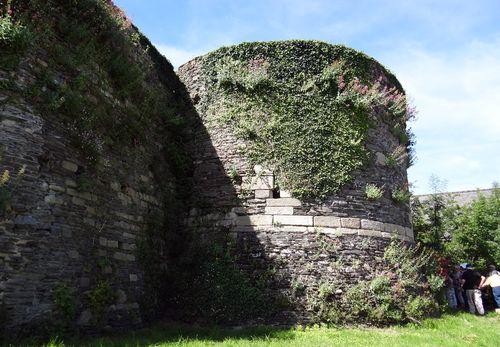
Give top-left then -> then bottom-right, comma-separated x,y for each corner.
385,154 -> 398,168
0,14 -> 32,51
0,169 -> 11,213
215,56 -> 272,92
405,296 -> 439,321
309,240 -> 442,326
53,283 -> 76,323
175,247 -> 274,324
87,281 -> 116,318
0,156 -> 26,215
392,187 -> 411,204
365,183 -> 383,200
0,14 -> 32,69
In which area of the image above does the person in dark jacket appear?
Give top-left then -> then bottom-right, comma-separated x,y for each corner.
461,264 -> 486,315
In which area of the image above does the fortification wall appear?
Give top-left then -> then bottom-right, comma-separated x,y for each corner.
178,41 -> 414,322
0,1 -> 191,335
1,1 -> 417,332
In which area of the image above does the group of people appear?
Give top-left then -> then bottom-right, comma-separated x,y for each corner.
445,264 -> 500,315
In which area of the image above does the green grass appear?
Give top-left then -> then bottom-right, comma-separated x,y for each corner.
13,312 -> 500,347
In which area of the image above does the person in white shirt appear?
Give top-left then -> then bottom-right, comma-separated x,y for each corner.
481,265 -> 500,312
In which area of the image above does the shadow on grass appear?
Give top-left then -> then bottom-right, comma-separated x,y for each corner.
8,312 -> 500,347
11,324 -> 296,347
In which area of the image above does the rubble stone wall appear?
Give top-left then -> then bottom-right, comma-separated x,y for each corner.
178,42 -> 414,321
0,39 -> 189,335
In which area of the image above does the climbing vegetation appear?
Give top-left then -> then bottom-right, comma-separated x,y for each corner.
200,41 -> 414,199
309,240 -> 442,326
1,0 -> 188,168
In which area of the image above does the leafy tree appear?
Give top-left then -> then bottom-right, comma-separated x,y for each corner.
444,186 -> 499,269
412,180 -> 499,271
412,175 -> 458,251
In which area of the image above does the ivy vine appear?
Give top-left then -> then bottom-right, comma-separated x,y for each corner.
197,41 -> 412,199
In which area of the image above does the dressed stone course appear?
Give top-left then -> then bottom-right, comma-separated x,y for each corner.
314,216 -> 341,228
266,198 -> 302,207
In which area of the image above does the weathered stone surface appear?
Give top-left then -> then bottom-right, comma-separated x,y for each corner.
266,198 -> 301,207
265,206 -> 294,215
77,310 -> 92,326
406,227 -> 414,239
341,218 -> 361,229
236,215 -> 273,226
361,219 -> 385,231
61,160 -> 78,173
384,223 -> 406,235
375,152 -> 387,166
274,215 -> 313,226
0,22 -> 186,334
314,216 -> 341,228
358,229 -> 383,238
255,189 -> 273,199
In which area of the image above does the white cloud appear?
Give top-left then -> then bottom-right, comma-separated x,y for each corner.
380,38 -> 500,193
385,39 -> 500,136
155,44 -> 205,69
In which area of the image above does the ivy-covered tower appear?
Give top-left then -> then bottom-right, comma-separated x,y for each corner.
178,40 -> 415,323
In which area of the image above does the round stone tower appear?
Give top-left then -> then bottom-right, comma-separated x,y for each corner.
178,40 -> 414,322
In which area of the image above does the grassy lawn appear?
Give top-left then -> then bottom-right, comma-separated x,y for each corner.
13,312 -> 500,347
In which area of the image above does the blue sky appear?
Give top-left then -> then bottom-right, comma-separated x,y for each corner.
115,0 -> 500,194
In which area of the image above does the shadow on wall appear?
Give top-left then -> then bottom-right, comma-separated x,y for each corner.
172,50 -> 416,326
160,79 -> 286,325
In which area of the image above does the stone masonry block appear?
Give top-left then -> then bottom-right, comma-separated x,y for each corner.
274,215 -> 313,226
384,223 -> 405,235
266,198 -> 301,207
122,243 -> 135,251
338,228 -> 358,235
72,196 -> 85,206
64,179 -> 77,187
236,215 -> 273,226
279,190 -> 292,198
358,229 -> 383,238
113,252 -> 128,261
340,218 -> 361,229
251,175 -> 274,190
265,206 -> 293,215
361,219 -> 385,231
61,160 -> 78,173
107,240 -> 118,248
49,184 -> 65,193
44,194 -> 64,205
278,226 -> 309,232
314,216 -> 341,228
255,189 -> 273,199
406,227 -> 414,239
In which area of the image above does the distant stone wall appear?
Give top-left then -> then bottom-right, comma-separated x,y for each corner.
178,42 -> 413,322
417,188 -> 493,206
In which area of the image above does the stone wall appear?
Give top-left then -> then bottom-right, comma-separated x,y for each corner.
178,43 -> 414,322
1,11 -> 416,332
417,188 -> 494,206
0,30 -> 190,336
